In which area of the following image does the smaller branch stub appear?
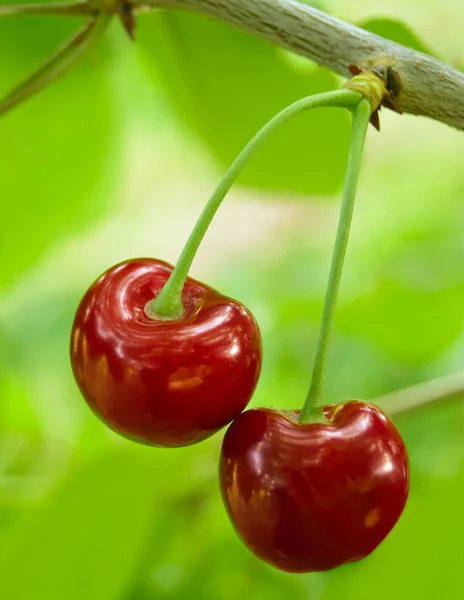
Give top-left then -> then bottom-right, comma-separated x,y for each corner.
97,0 -> 136,37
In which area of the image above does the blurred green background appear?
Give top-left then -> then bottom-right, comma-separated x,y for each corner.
0,0 -> 463,598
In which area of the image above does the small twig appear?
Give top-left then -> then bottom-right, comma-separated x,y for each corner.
0,15 -> 111,118
0,1 -> 96,17
375,371 -> 464,418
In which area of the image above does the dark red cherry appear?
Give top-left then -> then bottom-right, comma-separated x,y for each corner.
70,258 -> 262,447
220,402 -> 409,572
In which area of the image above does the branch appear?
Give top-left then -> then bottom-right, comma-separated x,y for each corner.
0,1 -> 95,17
375,371 -> 464,418
137,0 -> 464,131
0,16 -> 111,118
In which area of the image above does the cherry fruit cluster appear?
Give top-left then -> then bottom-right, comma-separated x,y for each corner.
70,83 -> 409,573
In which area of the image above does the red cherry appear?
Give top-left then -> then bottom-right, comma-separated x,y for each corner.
220,401 -> 409,572
70,258 -> 262,447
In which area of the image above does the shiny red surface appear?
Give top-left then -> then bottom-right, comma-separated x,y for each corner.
70,258 -> 262,447
220,402 -> 409,573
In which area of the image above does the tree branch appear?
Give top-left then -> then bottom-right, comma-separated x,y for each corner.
375,371 -> 464,418
137,0 -> 464,131
0,1 -> 95,17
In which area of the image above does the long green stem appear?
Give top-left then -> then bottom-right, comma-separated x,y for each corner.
150,89 -> 362,319
0,14 -> 111,119
299,98 -> 371,424
0,1 -> 95,17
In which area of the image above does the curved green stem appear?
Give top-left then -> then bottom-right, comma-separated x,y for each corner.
0,1 -> 95,17
299,98 -> 371,424
150,88 -> 362,319
0,14 -> 111,119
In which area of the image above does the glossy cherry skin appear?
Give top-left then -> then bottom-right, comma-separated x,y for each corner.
220,402 -> 409,573
70,258 -> 262,447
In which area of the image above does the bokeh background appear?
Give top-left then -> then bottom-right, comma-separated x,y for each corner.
1,0 -> 463,598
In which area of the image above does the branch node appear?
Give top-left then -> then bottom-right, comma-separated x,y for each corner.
345,61 -> 404,130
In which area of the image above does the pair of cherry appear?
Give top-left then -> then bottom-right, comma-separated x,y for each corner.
71,84 -> 409,574
70,257 -> 409,573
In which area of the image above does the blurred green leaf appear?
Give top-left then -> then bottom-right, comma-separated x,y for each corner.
0,17 -> 116,290
0,451 -> 160,600
319,399 -> 464,599
127,481 -> 307,600
337,280 -> 464,365
360,18 -> 434,55
137,11 -> 350,195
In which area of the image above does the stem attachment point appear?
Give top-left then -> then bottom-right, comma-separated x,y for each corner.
144,298 -> 183,321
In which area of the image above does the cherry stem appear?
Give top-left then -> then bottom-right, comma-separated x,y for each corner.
299,98 -> 371,424
0,14 -> 111,119
0,1 -> 95,17
150,88 -> 363,319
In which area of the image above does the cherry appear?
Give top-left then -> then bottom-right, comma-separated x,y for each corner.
220,401 -> 409,573
70,258 -> 262,447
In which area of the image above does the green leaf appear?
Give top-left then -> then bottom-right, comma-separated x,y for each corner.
128,480 -> 307,600
319,399 -> 464,599
0,451 -> 160,600
360,18 -> 434,55
337,280 -> 464,366
0,17 -> 116,290
137,11 -> 350,195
